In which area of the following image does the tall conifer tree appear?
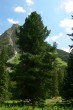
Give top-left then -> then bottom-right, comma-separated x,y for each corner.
0,47 -> 9,102
16,11 -> 51,105
61,15 -> 73,100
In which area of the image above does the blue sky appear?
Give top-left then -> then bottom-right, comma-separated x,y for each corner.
0,0 -> 73,52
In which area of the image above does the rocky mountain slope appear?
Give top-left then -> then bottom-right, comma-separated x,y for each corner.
0,24 -> 19,58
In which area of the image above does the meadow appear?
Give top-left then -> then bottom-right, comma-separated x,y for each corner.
0,104 -> 73,110
0,98 -> 73,110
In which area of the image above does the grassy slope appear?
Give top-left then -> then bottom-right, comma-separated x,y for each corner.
12,53 -> 20,64
57,49 -> 69,62
56,57 -> 67,67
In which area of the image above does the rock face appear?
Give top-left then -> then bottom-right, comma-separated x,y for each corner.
0,24 -> 19,58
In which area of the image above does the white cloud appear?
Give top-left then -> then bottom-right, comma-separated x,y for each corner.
51,35 -> 59,41
60,19 -> 73,28
62,47 -> 70,52
45,37 -> 50,42
51,33 -> 63,41
60,18 -> 73,33
63,0 -> 73,13
45,33 -> 63,42
66,27 -> 73,33
7,18 -> 19,24
26,0 -> 34,5
0,33 -> 1,35
14,6 -> 26,13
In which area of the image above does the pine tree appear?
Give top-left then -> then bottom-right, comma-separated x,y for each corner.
0,47 -> 9,103
15,11 -> 51,105
51,42 -> 59,97
50,42 -> 64,97
61,16 -> 73,100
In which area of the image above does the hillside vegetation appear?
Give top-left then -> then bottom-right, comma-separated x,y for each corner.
57,49 -> 69,62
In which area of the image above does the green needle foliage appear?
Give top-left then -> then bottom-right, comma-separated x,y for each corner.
0,47 -> 9,103
61,16 -> 73,100
15,11 -> 53,105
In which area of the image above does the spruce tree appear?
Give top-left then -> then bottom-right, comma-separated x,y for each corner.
51,42 -> 59,97
61,16 -> 73,100
0,47 -> 9,103
16,11 -> 51,105
50,42 -> 64,97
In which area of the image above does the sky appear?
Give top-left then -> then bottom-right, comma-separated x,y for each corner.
0,0 -> 73,52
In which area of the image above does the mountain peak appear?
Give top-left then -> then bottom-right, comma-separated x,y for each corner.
11,24 -> 19,29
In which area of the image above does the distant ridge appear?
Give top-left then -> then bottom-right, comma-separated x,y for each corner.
57,49 -> 69,62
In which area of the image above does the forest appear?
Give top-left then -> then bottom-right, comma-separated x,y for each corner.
0,11 -> 73,110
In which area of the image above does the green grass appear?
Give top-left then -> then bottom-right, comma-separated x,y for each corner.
12,53 -> 20,64
0,98 -> 73,110
0,105 -> 73,110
